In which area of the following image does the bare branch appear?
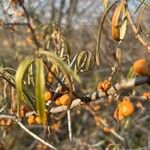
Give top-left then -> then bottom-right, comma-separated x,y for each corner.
67,109 -> 72,141
0,114 -> 57,150
127,10 -> 150,53
19,1 -> 41,48
49,76 -> 150,114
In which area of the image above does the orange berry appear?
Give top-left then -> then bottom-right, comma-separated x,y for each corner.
136,101 -> 143,109
133,59 -> 150,76
27,115 -> 35,125
94,116 -> 101,126
36,143 -> 47,150
48,72 -> 53,83
114,98 -> 134,121
97,80 -> 111,92
50,122 -> 61,132
119,98 -> 134,117
26,28 -> 31,33
0,119 -> 6,126
55,98 -> 61,106
93,104 -> 100,111
142,92 -> 150,99
20,105 -> 30,117
103,127 -> 113,133
5,119 -> 12,126
58,94 -> 71,106
35,116 -> 42,124
44,91 -> 53,102
20,108 -> 25,117
36,35 -> 40,40
26,37 -> 32,44
0,119 -> 12,126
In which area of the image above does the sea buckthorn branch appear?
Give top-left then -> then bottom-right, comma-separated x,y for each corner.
108,62 -> 118,81
127,9 -> 150,53
0,113 -> 57,150
48,76 -> 150,114
44,60 -> 74,141
1,69 -> 150,114
84,105 -> 125,142
2,1 -> 41,48
1,22 -> 28,27
18,0 -> 42,48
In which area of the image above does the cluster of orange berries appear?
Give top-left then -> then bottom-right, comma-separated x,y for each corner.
47,72 -> 53,83
27,115 -> 43,125
44,90 -> 71,106
142,92 -> 150,99
97,80 -> 111,92
114,98 -> 134,121
26,92 -> 71,125
27,115 -> 61,132
19,105 -> 42,125
0,118 -> 12,126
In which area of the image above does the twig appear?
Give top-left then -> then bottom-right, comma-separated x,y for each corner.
96,1 -> 118,65
85,105 -> 125,142
91,140 -> 106,147
0,105 -> 7,113
19,1 -> 41,48
110,129 -> 124,142
67,109 -> 72,141
24,76 -> 150,116
127,10 -> 150,53
0,113 -> 57,150
1,67 -> 150,115
3,22 -> 28,26
17,122 -> 57,150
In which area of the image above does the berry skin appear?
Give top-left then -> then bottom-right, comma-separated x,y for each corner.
114,98 -> 134,121
59,94 -> 71,106
133,59 -> 150,76
27,115 -> 35,125
55,98 -> 61,106
142,92 -> 150,99
35,116 -> 42,124
20,105 -> 30,117
44,91 -> 53,102
55,94 -> 71,106
119,98 -> 134,117
48,72 -> 53,83
97,80 -> 111,92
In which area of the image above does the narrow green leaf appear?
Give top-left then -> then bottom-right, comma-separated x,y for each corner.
15,57 -> 34,115
75,51 -> 95,72
96,1 -> 118,65
103,0 -> 109,11
127,67 -> 136,79
85,52 -> 92,71
62,36 -> 71,56
116,48 -> 121,63
77,51 -> 87,66
40,51 -> 80,83
27,64 -> 34,86
35,58 -> 46,124
120,5 -> 127,40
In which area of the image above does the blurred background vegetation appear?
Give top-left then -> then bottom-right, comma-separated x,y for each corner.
0,0 -> 150,149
